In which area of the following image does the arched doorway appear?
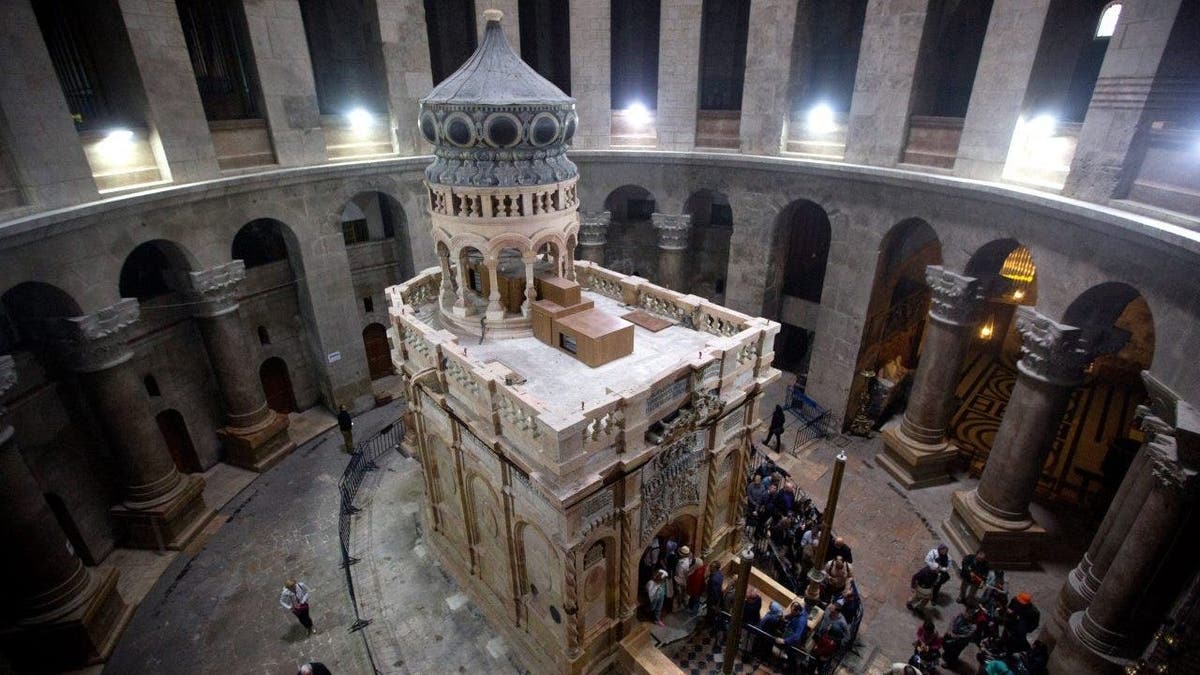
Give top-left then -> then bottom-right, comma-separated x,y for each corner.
602,185 -> 656,277
682,189 -> 733,300
260,357 -> 297,414
637,513 -> 698,606
155,409 -> 202,474
766,200 -> 833,384
362,323 -> 392,380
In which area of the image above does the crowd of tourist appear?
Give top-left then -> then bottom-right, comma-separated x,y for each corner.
904,544 -> 1049,674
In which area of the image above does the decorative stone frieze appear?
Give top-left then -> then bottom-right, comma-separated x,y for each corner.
1015,307 -> 1093,387
925,265 -> 985,326
639,430 -> 704,544
578,211 -> 611,247
49,299 -> 141,373
651,213 -> 692,251
187,260 -> 246,317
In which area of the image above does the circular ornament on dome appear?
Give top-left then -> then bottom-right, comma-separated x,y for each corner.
563,113 -> 577,142
529,112 -> 560,147
419,111 -> 439,144
484,112 -> 522,148
443,113 -> 476,147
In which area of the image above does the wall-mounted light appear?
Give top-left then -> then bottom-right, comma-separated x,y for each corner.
625,102 -> 652,129
99,128 -> 136,161
979,316 -> 995,340
346,107 -> 374,133
806,103 -> 836,134
1026,113 -> 1057,139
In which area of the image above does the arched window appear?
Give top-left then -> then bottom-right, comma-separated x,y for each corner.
257,326 -> 271,345
144,375 -> 161,397
1096,3 -> 1121,39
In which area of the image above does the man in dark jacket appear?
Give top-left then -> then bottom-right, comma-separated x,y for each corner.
764,405 -> 786,450
907,565 -> 940,614
959,550 -> 989,603
337,406 -> 354,453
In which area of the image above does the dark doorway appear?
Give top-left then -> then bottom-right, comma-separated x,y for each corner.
363,323 -> 392,380
44,492 -> 95,565
156,409 -> 202,474
260,357 -> 297,414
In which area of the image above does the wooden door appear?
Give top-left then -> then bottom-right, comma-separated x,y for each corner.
362,323 -> 392,380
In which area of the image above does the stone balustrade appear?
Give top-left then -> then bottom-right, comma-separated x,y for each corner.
389,262 -> 780,474
426,179 -> 579,220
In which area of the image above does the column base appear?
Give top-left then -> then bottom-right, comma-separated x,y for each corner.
877,426 -> 958,489
943,489 -> 1046,569
1043,563 -> 1097,648
0,567 -> 134,671
1046,612 -> 1133,675
218,412 -> 296,473
111,474 -> 214,550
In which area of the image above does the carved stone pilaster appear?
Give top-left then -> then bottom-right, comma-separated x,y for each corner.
1015,307 -> 1093,387
651,213 -> 692,251
43,300 -> 141,373
187,260 -> 246,318
925,265 -> 985,327
578,211 -> 611,247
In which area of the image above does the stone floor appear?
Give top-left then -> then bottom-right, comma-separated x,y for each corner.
18,377 -> 1095,674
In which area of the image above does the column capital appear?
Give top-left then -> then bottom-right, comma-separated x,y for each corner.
1015,307 -> 1092,387
651,213 -> 692,250
37,300 -> 141,373
926,265 -> 986,326
578,210 -> 612,247
188,260 -> 246,317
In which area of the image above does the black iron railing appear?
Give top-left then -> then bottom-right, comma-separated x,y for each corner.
786,387 -> 834,454
337,419 -> 406,675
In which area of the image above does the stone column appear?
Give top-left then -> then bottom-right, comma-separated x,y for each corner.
1062,0 -> 1188,203
117,0 -> 221,183
188,261 -> 296,472
844,0 -> 933,166
1043,442 -> 1155,647
522,254 -> 536,316
568,0 -> 611,149
945,307 -> 1091,566
453,249 -> 471,315
485,258 -> 504,320
1050,432 -> 1197,673
651,213 -> 692,292
0,0 -> 98,208
879,266 -> 985,488
739,0 -> 799,155
376,0 -> 434,155
655,0 -> 703,151
0,356 -> 133,671
954,0 -> 1053,180
577,211 -> 611,265
239,0 -> 327,166
437,246 -> 456,308
52,300 -> 213,550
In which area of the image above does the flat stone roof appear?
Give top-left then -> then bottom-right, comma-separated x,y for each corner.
435,292 -> 712,416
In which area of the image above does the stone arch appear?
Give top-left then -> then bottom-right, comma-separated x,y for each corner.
1063,282 -> 1155,376
765,199 -> 833,379
117,239 -> 197,302
846,218 -> 942,426
336,190 -> 415,281
578,535 -> 618,633
485,233 -> 533,259
682,189 -> 733,300
362,322 -> 391,380
603,185 -> 656,222
467,473 -> 512,598
232,218 -> 295,271
0,282 -> 84,353
515,519 -> 563,636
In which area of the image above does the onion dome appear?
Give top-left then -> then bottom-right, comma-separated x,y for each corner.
418,9 -> 577,187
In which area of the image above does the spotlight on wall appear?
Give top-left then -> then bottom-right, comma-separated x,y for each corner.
346,107 -> 374,133
806,103 -> 837,135
979,316 -> 995,340
99,128 -> 136,160
1026,113 -> 1057,139
625,102 -> 652,129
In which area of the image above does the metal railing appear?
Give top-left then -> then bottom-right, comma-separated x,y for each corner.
786,387 -> 833,454
337,419 -> 406,675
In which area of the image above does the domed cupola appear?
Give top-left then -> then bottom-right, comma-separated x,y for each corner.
418,9 -> 577,187
418,9 -> 581,340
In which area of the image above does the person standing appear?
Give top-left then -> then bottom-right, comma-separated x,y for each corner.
764,404 -> 786,451
280,578 -> 314,634
646,569 -> 668,626
674,546 -> 695,608
958,550 -> 989,604
924,543 -> 954,600
337,406 -> 354,453
907,564 -> 939,614
686,557 -> 707,612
